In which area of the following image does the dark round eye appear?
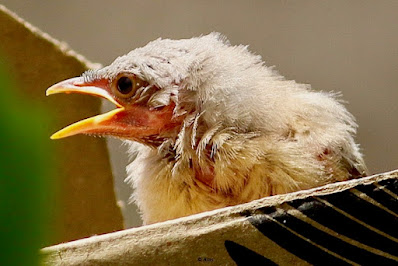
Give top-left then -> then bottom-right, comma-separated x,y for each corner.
117,77 -> 133,95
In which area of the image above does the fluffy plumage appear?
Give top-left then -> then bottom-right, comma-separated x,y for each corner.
55,33 -> 367,224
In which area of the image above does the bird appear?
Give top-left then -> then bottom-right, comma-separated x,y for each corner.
46,33 -> 367,225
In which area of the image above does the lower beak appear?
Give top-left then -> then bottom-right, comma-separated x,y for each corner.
49,108 -> 125,139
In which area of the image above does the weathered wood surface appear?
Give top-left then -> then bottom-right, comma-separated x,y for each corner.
41,169 -> 398,265
0,5 -> 123,244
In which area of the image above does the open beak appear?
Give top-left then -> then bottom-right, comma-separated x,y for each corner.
46,77 -> 128,139
46,76 -> 179,142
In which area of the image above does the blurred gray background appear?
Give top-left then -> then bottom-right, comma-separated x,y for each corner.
3,0 -> 397,227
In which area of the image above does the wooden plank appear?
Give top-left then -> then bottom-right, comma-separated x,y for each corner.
41,170 -> 398,265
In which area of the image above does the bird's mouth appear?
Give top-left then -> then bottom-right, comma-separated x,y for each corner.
46,76 -> 180,142
46,77 -> 129,139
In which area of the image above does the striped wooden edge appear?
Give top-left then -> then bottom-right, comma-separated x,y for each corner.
41,169 -> 398,265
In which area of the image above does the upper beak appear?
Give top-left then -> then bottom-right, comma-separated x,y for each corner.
46,77 -> 120,107
46,77 -> 126,139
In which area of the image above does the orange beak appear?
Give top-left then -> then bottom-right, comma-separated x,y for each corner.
46,77 -> 179,142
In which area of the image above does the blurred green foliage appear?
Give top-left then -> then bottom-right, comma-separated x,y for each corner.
0,57 -> 53,265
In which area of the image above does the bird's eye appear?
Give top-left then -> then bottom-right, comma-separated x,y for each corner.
117,77 -> 134,95
113,75 -> 146,99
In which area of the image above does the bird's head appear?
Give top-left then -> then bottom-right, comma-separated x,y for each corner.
46,71 -> 184,146
47,33 -> 268,148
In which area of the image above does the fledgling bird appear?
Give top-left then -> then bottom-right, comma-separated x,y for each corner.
47,33 -> 367,224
